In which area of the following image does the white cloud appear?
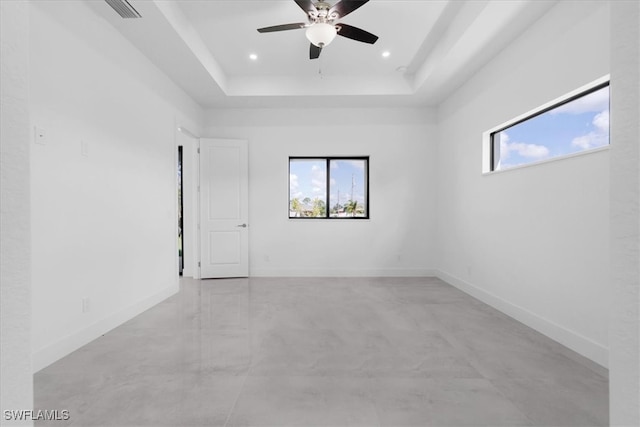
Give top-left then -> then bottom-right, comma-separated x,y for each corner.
289,174 -> 303,199
289,173 -> 299,192
571,110 -> 609,150
312,175 -> 325,192
499,133 -> 550,160
593,110 -> 609,131
311,164 -> 326,196
571,133 -> 603,150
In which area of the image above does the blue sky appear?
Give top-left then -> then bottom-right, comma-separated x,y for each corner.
290,159 -> 366,209
495,86 -> 609,170
289,159 -> 326,203
329,159 -> 366,208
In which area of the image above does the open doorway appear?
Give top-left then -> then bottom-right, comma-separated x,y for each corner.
177,145 -> 184,276
177,127 -> 199,278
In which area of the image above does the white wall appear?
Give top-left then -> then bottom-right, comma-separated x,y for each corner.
29,1 -> 203,371
609,1 -> 640,424
3,0 -> 636,421
204,108 -> 437,277
1,1 -> 33,424
436,1 -> 610,366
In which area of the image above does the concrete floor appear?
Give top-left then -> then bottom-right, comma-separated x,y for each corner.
34,277 -> 608,426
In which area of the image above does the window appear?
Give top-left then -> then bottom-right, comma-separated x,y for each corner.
289,157 -> 369,219
488,80 -> 610,172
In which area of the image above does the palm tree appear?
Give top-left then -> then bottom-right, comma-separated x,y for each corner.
345,200 -> 358,217
291,198 -> 302,217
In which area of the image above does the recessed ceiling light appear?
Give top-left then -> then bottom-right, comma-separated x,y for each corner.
249,53 -> 258,61
382,51 -> 391,58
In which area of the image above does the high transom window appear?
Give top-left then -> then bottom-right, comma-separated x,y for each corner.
489,81 -> 610,171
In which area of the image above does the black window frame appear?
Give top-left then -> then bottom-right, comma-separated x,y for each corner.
288,156 -> 370,220
489,81 -> 610,172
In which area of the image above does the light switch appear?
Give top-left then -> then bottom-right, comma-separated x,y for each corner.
81,140 -> 89,156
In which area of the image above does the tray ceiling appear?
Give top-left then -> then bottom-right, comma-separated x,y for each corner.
87,0 -> 557,108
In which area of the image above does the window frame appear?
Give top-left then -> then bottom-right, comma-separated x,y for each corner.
288,156 -> 370,220
484,76 -> 610,173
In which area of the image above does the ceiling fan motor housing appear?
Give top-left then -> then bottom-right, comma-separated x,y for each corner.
257,0 -> 377,59
309,2 -> 337,22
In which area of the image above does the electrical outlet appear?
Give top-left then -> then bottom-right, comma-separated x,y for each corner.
34,127 -> 46,145
82,297 -> 90,313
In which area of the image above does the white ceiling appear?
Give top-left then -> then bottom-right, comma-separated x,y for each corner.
87,0 -> 558,109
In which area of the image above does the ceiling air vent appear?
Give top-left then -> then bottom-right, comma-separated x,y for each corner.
105,0 -> 141,19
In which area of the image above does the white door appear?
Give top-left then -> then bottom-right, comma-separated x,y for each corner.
199,138 -> 249,278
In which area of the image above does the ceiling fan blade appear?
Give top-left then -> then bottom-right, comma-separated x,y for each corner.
336,23 -> 378,44
329,0 -> 369,18
310,43 -> 322,59
257,23 -> 306,33
294,0 -> 317,15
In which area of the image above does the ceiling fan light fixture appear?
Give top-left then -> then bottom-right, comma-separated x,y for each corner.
305,23 -> 337,47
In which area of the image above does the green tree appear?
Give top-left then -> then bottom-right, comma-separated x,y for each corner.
312,198 -> 326,217
345,200 -> 358,217
291,198 -> 302,217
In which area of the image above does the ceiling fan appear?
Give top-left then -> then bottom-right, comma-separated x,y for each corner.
257,0 -> 378,60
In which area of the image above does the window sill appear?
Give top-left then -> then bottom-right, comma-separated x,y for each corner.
482,145 -> 610,176
288,217 -> 371,221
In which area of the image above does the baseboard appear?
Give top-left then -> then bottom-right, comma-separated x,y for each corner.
435,270 -> 609,369
33,283 -> 179,373
250,268 -> 437,277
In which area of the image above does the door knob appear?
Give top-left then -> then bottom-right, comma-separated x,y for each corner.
236,224 -> 247,228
